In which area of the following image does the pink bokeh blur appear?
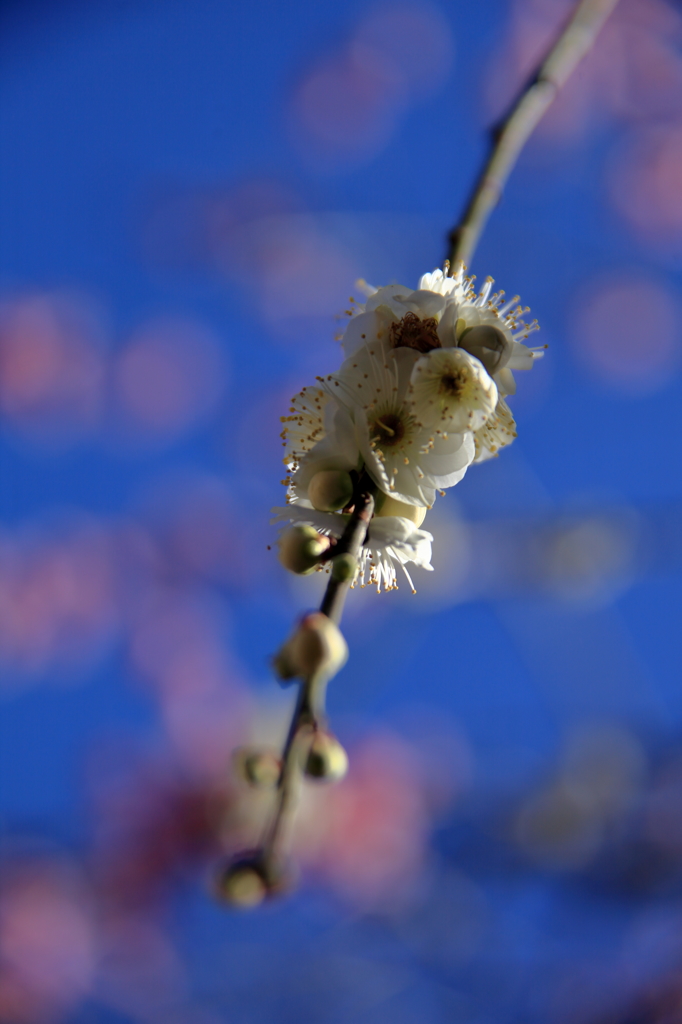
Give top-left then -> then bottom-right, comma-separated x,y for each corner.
0,472 -> 274,690
484,0 -> 682,257
607,122 -> 682,251
128,590 -> 250,779
288,1 -> 454,168
0,293 -> 229,452
0,293 -> 106,445
112,317 -> 226,446
0,519 -> 118,682
0,864 -> 96,1024
569,273 -> 681,394
296,729 -> 465,907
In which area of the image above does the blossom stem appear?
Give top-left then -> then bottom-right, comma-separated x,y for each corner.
448,0 -> 621,268
320,480 -> 377,624
259,477 -> 377,878
260,683 -> 314,866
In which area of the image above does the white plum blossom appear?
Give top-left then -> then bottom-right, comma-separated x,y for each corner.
281,386 -> 359,505
325,344 -> 475,508
275,263 -> 542,590
345,265 -> 542,400
271,503 -> 433,593
409,265 -> 543,398
408,346 -> 498,433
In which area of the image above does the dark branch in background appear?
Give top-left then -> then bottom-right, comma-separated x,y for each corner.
448,0 -> 621,269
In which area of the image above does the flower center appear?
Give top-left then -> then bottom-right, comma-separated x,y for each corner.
439,372 -> 465,397
371,412 -> 406,447
390,312 -> 441,354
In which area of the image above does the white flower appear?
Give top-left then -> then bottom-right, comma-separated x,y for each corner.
275,264 -> 542,591
280,385 -> 359,504
324,344 -> 475,507
280,385 -> 328,468
345,265 -> 543,400
271,502 -> 434,593
408,346 -> 498,432
419,266 -> 543,399
341,290 -> 444,359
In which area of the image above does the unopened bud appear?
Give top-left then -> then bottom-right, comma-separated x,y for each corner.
274,612 -> 348,682
375,494 -> 427,527
458,324 -> 509,375
234,748 -> 282,788
304,731 -> 349,781
215,857 -> 268,908
331,552 -> 357,583
278,525 -> 330,575
308,470 -> 354,512
215,851 -> 292,908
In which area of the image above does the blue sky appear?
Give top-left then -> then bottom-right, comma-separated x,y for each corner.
1,1 -> 682,1021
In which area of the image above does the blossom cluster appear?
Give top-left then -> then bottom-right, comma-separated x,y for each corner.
274,264 -> 542,591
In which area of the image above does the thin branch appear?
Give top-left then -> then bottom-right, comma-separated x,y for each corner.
448,0 -> 621,268
258,483 -> 377,876
320,484 -> 376,624
259,684 -> 310,866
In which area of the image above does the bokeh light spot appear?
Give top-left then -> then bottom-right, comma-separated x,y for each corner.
608,123 -> 682,249
289,1 -> 454,167
113,317 -> 226,443
0,293 -> 106,445
570,275 -> 681,393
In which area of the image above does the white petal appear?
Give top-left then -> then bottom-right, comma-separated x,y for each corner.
420,433 -> 475,488
364,285 -> 414,317
402,290 -> 447,319
329,404 -> 360,464
289,402 -> 360,501
506,341 -> 540,369
436,300 -> 459,346
341,307 -> 394,357
281,385 -> 328,466
418,269 -> 459,296
409,348 -> 498,432
494,367 -> 516,396
473,398 -> 517,462
271,502 -> 347,536
367,517 -> 434,570
388,465 -> 437,507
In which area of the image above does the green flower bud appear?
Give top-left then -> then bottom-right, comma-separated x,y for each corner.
374,494 -> 427,527
304,731 -> 349,782
331,552 -> 357,583
215,858 -> 268,908
278,525 -> 330,575
308,470 -> 354,512
234,748 -> 281,788
273,612 -> 348,682
215,853 -> 291,908
458,324 -> 508,375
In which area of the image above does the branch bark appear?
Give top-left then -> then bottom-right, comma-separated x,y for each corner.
259,481 -> 377,876
448,0 -> 621,269
320,486 -> 376,624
